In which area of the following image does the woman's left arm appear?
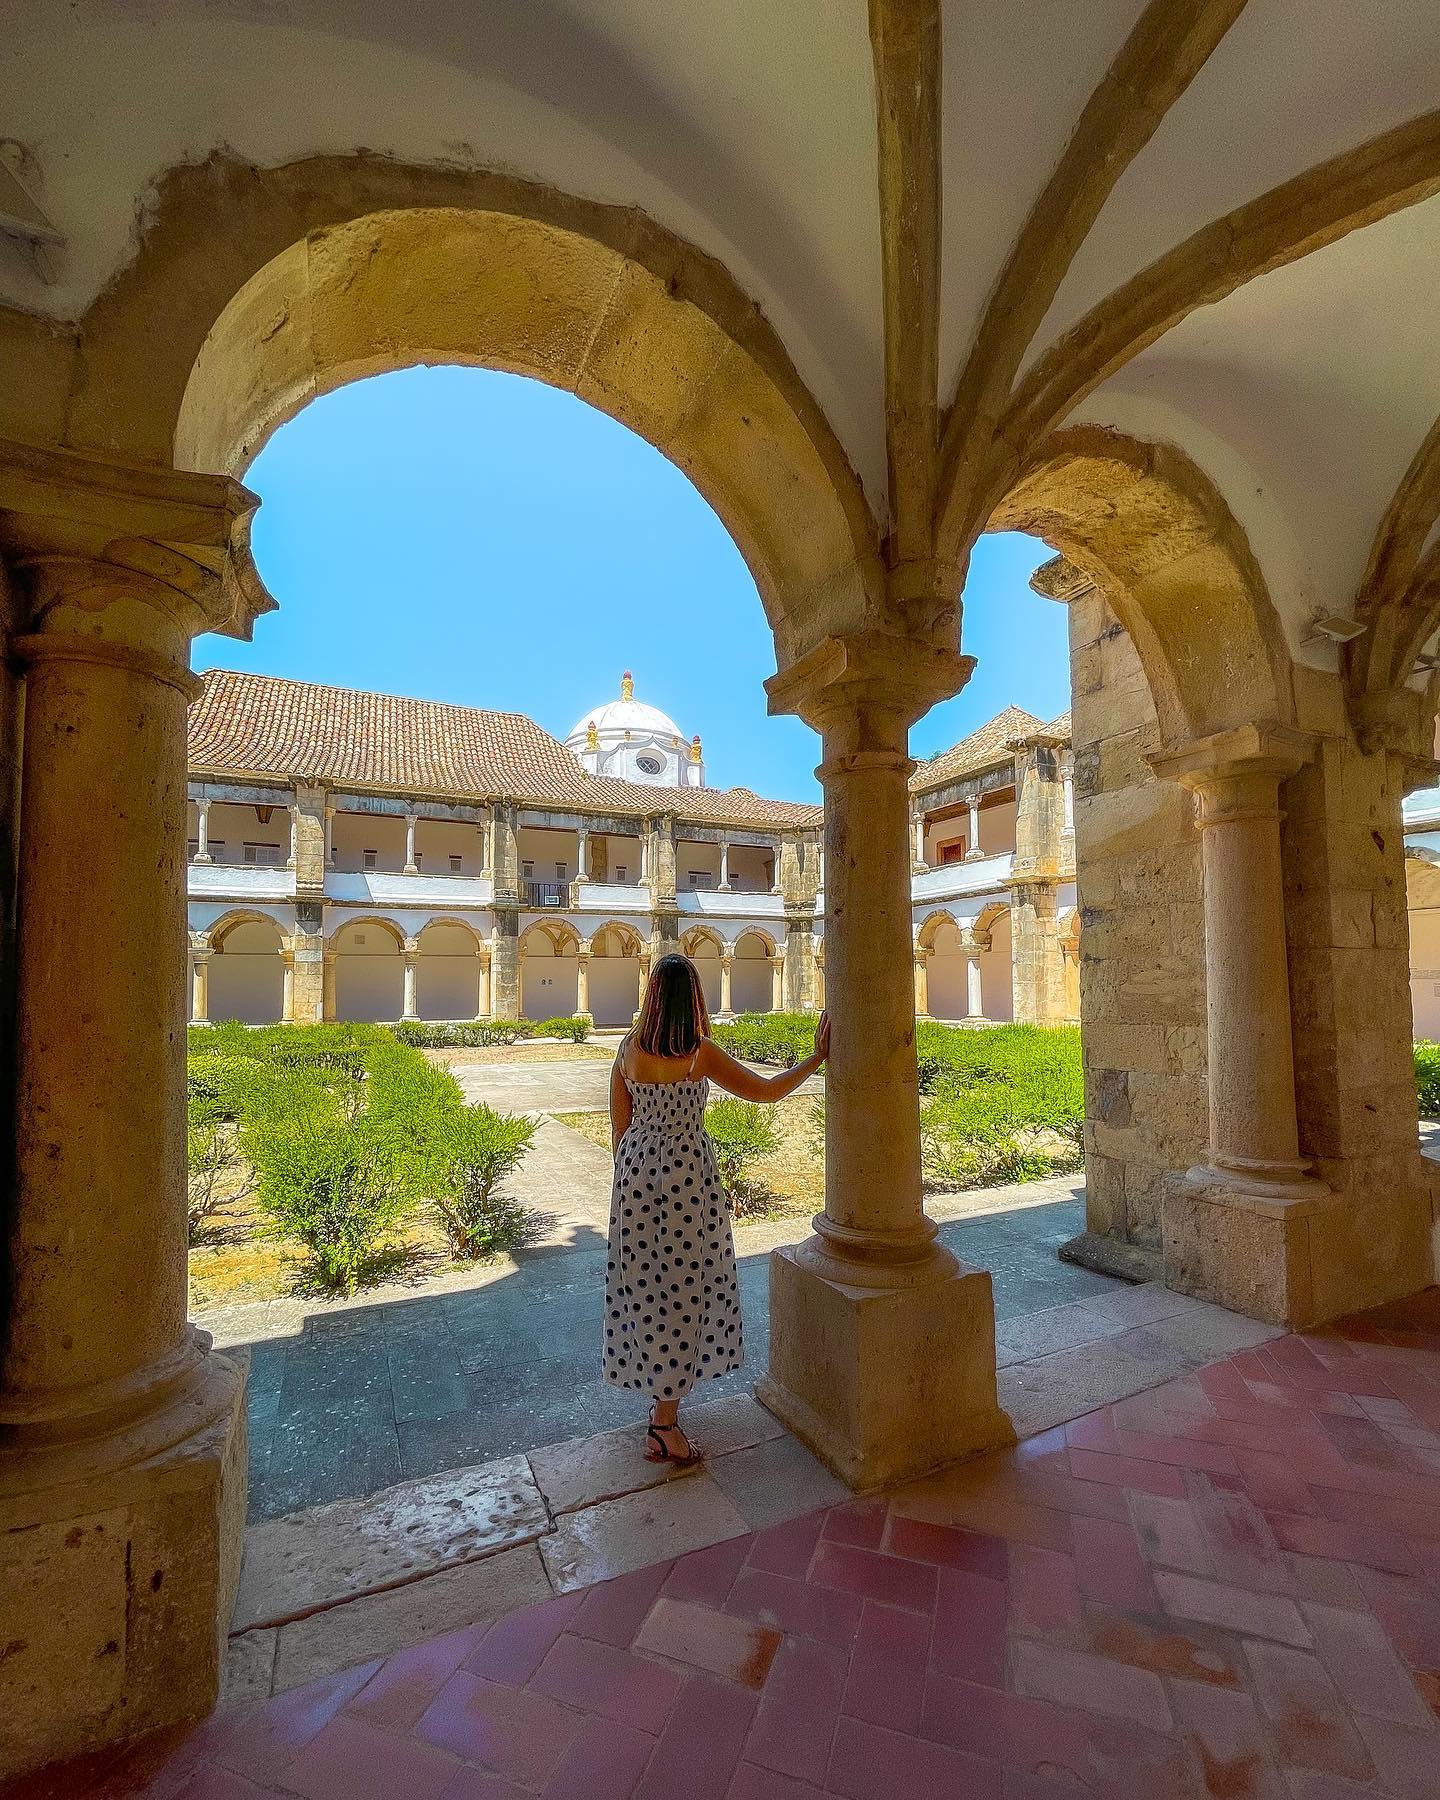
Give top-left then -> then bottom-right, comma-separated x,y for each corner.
610,1053 -> 633,1152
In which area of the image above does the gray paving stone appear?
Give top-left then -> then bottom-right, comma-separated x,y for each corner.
270,1542 -> 554,1692
234,1454 -> 551,1631
221,1629 -> 278,1706
999,1336 -> 1192,1440
705,1432 -> 847,1530
540,1474 -> 750,1593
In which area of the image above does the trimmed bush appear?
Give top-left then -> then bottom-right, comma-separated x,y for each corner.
711,1012 -> 817,1067
705,1097 -> 780,1205
1417,1041 -> 1440,1116
423,1104 -> 538,1259
391,1020 -> 535,1048
531,1014 -> 593,1043
245,1112 -> 415,1295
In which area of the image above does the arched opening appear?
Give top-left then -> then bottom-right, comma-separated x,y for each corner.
331,919 -> 404,1022
731,930 -> 775,1014
1406,854 -> 1440,1041
973,906 -> 1014,1023
587,923 -> 645,1026
521,922 -> 580,1022
918,914 -> 970,1022
205,915 -> 285,1024
681,928 -> 724,1015
416,920 -> 483,1022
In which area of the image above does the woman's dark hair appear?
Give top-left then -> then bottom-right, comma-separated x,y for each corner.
634,953 -> 710,1058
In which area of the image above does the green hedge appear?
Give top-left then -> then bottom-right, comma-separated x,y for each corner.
1417,1041 -> 1440,1116
710,1012 -> 817,1067
388,1015 -> 592,1048
187,1021 -> 536,1291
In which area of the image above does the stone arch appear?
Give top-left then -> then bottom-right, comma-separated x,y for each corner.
330,915 -> 404,1022
585,921 -> 646,1026
915,909 -> 958,952
415,918 -> 485,1021
1406,853 -> 1440,1041
520,917 -> 580,1020
201,911 -> 285,1024
680,925 -> 724,1014
988,426 -> 1295,747
731,927 -> 777,1014
967,902 -> 1013,1023
54,155 -> 879,667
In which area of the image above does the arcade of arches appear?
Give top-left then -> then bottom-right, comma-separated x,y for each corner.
5,0 -> 1440,1776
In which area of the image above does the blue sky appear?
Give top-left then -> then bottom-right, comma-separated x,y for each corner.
198,367 -> 1070,801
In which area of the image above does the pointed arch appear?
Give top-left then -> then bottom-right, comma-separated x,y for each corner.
680,925 -> 725,959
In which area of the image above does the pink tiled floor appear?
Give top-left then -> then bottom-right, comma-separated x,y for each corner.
21,1292 -> 1440,1799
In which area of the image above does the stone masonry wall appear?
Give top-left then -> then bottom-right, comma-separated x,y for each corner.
1069,584 -> 1208,1248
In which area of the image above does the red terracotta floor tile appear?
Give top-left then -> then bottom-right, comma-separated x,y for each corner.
1302,1599 -> 1439,1728
636,1674 -> 758,1800
809,1541 -> 939,1613
930,1565 -> 1008,1687
278,1713 -> 459,1800
746,1510 -> 825,1579
1064,1408 -> 1120,1454
884,1513 -> 1010,1578
1127,1491 -> 1215,1578
1006,1543 -> 1085,1645
821,1498 -> 889,1550
528,1632 -> 681,1734
174,1770 -> 272,1800
570,1562 -> 674,1650
725,1764 -> 830,1799
414,1670 -> 586,1788
212,1660 -> 384,1785
1070,1514 -> 1156,1614
1066,1447 -> 1189,1498
725,1566 -> 863,1650
1169,1677 -> 1289,1800
435,1768 -> 531,1800
462,1592 -> 588,1686
743,1636 -> 848,1782
348,1628 -> 485,1730
919,1672 -> 1094,1779
540,1714 -> 656,1800
842,1599 -> 931,1734
663,1533 -> 753,1608
1350,1711 -> 1440,1799
826,1714 -> 1001,1800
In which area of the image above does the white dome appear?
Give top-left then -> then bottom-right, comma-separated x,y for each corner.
567,696 -> 686,744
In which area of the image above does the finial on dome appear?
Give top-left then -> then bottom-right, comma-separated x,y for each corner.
585,719 -> 599,751
620,670 -> 634,702
690,734 -> 702,763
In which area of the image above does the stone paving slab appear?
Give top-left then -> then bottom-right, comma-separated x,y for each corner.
539,1471 -> 752,1593
233,1453 -> 551,1632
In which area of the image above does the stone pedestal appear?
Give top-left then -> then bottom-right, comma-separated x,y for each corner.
1150,725 -> 1334,1326
764,632 -> 1012,1488
0,441 -> 264,1778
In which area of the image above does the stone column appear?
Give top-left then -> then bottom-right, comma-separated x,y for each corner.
285,803 -> 299,870
476,948 -> 492,1020
322,949 -> 338,1022
576,947 -> 591,1017
492,914 -> 520,1020
965,947 -> 984,1018
769,954 -> 785,1011
719,838 -> 730,888
0,444 -> 260,1775
194,796 -> 212,863
402,938 -> 420,1020
288,905 -> 325,1024
719,953 -> 734,1018
1010,878 -> 1068,1023
191,946 -> 211,1023
760,632 -> 1010,1488
785,915 -> 818,1012
912,808 -> 926,870
281,947 -> 296,1022
576,826 -> 590,882
323,804 -> 335,871
1149,725 -> 1334,1325
638,825 -> 651,884
480,806 -> 494,878
913,945 -> 930,1018
966,796 -> 981,856
404,811 -> 418,875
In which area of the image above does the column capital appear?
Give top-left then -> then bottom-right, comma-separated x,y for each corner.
189,945 -> 212,964
765,630 -> 973,745
0,436 -> 272,647
720,952 -> 734,968
402,937 -> 421,958
1147,723 -> 1315,800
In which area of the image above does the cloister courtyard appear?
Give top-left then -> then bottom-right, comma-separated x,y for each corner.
7,0 -> 1440,1793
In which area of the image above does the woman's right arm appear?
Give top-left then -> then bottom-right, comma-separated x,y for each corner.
699,1012 -> 830,1103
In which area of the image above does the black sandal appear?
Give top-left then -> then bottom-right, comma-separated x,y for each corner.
645,1407 -> 703,1467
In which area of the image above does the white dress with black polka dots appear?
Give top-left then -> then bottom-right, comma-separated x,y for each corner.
603,1068 -> 743,1401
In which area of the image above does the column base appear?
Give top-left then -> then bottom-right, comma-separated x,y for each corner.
756,1240 -> 1014,1491
0,1348 -> 247,1781
1161,1164 -> 1334,1328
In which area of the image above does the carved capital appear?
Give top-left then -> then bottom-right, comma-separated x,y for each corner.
766,630 -> 973,748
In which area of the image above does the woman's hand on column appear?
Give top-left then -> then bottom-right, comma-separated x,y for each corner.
814,1011 -> 831,1065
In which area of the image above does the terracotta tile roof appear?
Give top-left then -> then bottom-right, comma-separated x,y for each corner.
909,705 -> 1044,792
188,671 -> 821,828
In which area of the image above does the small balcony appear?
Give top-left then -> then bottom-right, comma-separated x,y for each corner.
524,878 -> 571,908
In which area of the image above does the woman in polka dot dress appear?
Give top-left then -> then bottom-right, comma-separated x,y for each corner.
605,952 -> 831,1466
